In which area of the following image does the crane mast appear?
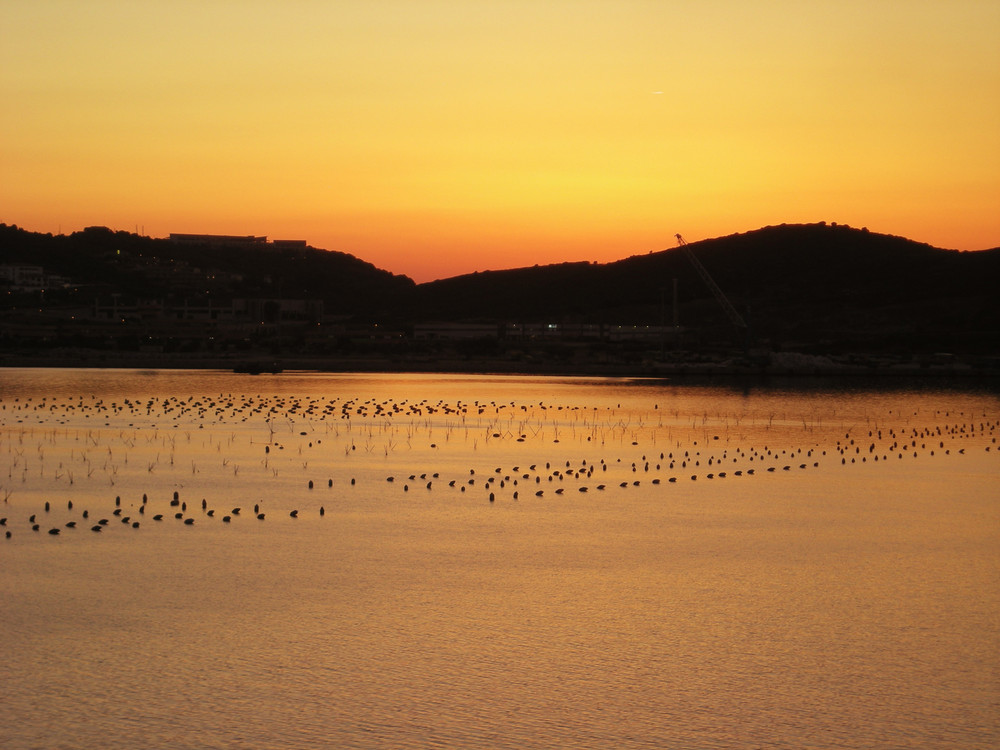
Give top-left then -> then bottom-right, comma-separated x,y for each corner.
675,234 -> 747,330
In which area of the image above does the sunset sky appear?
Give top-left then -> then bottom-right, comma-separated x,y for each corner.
2,1 -> 998,282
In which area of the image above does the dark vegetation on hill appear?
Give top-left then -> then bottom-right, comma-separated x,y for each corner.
0,224 -> 414,315
411,223 -> 1000,355
1,221 -> 998,362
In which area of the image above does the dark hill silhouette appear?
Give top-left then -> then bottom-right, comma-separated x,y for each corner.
410,223 -> 999,354
0,223 -> 414,315
2,221 -> 997,359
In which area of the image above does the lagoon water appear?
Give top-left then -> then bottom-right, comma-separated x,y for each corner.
1,369 -> 998,749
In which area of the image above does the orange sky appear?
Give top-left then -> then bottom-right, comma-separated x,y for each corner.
2,0 -> 998,282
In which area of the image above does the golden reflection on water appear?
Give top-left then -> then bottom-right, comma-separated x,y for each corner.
1,370 -> 998,749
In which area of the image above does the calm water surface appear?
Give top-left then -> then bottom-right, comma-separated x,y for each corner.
1,369 -> 998,749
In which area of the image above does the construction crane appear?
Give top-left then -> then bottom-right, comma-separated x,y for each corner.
675,233 -> 747,330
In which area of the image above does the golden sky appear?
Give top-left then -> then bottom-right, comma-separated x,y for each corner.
2,0 -> 998,282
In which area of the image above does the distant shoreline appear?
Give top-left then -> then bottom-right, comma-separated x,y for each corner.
2,350 -> 997,381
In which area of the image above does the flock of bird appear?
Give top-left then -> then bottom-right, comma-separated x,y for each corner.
0,489 -> 301,537
2,390 -> 997,543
